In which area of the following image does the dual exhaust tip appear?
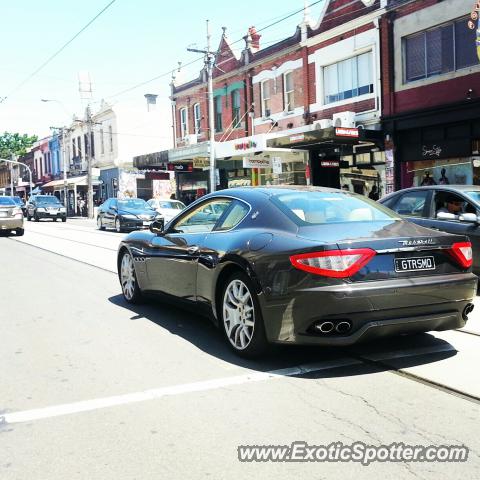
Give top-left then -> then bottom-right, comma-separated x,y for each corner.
315,320 -> 352,335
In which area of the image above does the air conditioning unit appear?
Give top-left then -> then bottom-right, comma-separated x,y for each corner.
184,134 -> 198,146
313,119 -> 333,130
332,111 -> 356,128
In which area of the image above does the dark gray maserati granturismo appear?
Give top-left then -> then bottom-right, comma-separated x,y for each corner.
117,186 -> 477,357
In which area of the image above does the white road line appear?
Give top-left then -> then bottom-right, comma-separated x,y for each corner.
1,359 -> 362,425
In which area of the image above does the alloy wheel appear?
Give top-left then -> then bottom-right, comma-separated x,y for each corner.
115,218 -> 121,233
223,279 -> 255,350
120,253 -> 136,301
97,216 -> 103,230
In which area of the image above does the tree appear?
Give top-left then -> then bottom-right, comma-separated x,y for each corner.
0,132 -> 38,159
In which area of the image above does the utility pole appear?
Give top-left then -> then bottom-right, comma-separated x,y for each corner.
10,154 -> 15,196
187,20 -> 216,193
61,128 -> 68,211
85,105 -> 94,219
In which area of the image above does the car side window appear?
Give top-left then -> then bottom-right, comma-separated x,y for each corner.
172,199 -> 232,234
433,192 -> 477,220
391,191 -> 429,217
214,201 -> 249,231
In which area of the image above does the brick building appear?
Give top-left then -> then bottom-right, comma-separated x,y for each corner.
381,0 -> 480,191
168,0 -> 388,199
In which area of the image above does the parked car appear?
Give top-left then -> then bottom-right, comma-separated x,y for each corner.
147,198 -> 186,223
379,185 -> 480,274
117,186 -> 476,358
0,196 -> 24,236
11,196 -> 27,216
97,197 -> 162,233
26,195 -> 66,222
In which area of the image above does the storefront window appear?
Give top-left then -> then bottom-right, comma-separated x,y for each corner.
400,159 -> 474,188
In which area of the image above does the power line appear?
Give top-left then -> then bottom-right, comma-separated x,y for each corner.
0,0 -> 118,105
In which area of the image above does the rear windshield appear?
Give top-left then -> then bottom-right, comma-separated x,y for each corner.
0,197 -> 15,206
272,191 -> 400,225
36,196 -> 62,205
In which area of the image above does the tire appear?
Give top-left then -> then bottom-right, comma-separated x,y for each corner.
220,271 -> 268,358
97,216 -> 105,230
15,228 -> 24,236
27,214 -> 31,221
34,213 -> 39,222
115,217 -> 123,233
119,250 -> 143,304
61,217 -> 66,223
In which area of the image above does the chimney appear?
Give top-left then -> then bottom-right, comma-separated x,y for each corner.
248,26 -> 261,52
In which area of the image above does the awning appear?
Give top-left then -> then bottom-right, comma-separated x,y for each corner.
42,176 -> 103,188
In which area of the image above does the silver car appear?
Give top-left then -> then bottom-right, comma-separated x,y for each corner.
0,196 -> 24,236
147,198 -> 186,223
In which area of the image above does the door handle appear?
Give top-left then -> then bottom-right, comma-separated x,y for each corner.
187,246 -> 199,255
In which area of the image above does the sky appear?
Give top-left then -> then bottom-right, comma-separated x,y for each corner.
0,0 -> 326,147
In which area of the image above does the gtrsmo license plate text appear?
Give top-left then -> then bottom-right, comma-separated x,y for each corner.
395,256 -> 435,273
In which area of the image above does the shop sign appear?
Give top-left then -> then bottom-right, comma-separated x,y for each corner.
145,172 -> 170,180
193,157 -> 210,168
235,140 -> 257,151
272,157 -> 282,174
321,161 -> 340,168
422,145 -> 442,158
335,127 -> 359,138
290,134 -> 305,143
243,157 -> 273,169
168,163 -> 193,172
468,2 -> 480,62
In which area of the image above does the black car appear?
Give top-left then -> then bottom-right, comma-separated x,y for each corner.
97,198 -> 162,233
26,195 -> 66,222
379,185 -> 480,273
116,186 -> 476,358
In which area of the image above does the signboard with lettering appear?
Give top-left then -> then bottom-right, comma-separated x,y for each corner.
243,157 -> 273,169
272,157 -> 282,174
290,134 -> 305,143
320,161 -> 340,168
335,127 -> 359,138
193,157 -> 210,169
168,163 -> 193,172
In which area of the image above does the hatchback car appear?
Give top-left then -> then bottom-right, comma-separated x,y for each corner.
117,187 -> 476,358
379,185 -> 480,273
0,196 -> 24,235
26,195 -> 66,222
147,198 -> 186,223
97,197 -> 162,233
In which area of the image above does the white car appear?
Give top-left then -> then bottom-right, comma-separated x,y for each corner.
147,198 -> 186,223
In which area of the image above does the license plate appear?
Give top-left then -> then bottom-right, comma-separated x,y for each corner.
143,221 -> 151,226
0,212 -> 6,217
49,211 -> 58,215
395,256 -> 436,273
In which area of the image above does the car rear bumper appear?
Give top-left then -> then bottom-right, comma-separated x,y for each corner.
0,217 -> 23,230
260,273 -> 477,346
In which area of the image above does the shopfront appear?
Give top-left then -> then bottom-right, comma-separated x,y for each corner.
396,121 -> 480,189
267,126 -> 384,196
215,134 -> 309,189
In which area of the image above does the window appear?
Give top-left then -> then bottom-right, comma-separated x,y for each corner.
323,52 -> 373,104
109,126 -> 113,152
173,199 -> 232,233
261,80 -> 271,117
214,96 -> 222,133
391,191 -> 429,217
283,72 -> 294,112
91,132 -> 95,158
72,138 -> 76,157
215,201 -> 249,231
77,136 -> 82,158
100,128 -> 105,154
180,107 -> 188,138
272,191 -> 398,225
193,103 -> 201,134
404,17 -> 479,83
231,90 -> 241,127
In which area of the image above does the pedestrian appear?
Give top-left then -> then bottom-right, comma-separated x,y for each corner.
170,193 -> 176,200
368,185 -> 379,201
420,171 -> 436,186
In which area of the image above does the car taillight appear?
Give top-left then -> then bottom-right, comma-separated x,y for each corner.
12,207 -> 23,216
290,249 -> 376,278
447,242 -> 473,269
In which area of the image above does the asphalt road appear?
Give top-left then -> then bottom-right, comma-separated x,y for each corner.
1,219 -> 479,479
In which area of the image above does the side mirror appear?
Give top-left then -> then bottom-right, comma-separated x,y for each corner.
149,219 -> 165,235
459,213 -> 479,224
111,205 -> 117,211
436,211 -> 456,221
